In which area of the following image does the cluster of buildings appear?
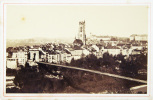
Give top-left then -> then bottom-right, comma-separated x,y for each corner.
6,21 -> 148,69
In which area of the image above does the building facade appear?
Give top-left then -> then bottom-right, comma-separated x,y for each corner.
78,21 -> 86,45
130,34 -> 148,42
6,58 -> 18,69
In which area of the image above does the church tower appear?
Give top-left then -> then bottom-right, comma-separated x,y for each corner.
78,21 -> 86,45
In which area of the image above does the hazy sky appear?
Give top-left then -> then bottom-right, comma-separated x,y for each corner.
6,5 -> 148,39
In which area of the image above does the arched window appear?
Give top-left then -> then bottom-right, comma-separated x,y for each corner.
80,27 -> 82,32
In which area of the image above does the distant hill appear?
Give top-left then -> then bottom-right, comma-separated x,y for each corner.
6,37 -> 74,48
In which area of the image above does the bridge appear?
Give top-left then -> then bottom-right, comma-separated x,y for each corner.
37,62 -> 147,84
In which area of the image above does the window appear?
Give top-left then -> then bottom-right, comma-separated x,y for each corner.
80,27 -> 82,32
80,34 -> 82,37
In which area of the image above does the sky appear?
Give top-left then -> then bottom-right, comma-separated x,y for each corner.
6,5 -> 148,40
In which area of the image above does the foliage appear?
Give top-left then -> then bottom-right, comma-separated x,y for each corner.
120,53 -> 147,76
70,53 -> 117,70
70,52 -> 147,77
13,65 -> 67,93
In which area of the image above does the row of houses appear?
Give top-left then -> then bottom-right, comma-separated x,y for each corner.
89,34 -> 147,42
6,47 -> 73,69
130,34 -> 148,41
6,41 -> 147,69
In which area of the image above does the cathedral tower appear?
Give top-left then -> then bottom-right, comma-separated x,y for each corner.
78,21 -> 86,45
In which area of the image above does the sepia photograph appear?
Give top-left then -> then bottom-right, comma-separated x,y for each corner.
1,2 -> 151,98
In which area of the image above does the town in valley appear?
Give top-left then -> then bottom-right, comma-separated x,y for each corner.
6,21 -> 148,94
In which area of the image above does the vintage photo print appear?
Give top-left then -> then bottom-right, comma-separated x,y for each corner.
0,0 -> 152,100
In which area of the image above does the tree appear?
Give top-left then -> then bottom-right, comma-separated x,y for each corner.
102,53 -> 116,68
119,53 -> 147,77
73,39 -> 83,49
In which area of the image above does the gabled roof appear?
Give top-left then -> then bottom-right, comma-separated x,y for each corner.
48,50 -> 59,55
117,43 -> 125,46
63,49 -> 71,54
104,46 -> 120,49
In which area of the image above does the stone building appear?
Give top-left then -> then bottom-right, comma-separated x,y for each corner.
77,21 -> 86,46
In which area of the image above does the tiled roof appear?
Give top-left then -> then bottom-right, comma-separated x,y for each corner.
117,44 -> 125,46
104,46 -> 120,49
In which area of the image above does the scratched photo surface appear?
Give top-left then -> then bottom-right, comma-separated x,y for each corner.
6,5 -> 148,94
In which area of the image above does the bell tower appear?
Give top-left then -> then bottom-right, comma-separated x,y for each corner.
78,21 -> 86,45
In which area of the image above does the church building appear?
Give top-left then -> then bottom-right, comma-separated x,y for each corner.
77,21 -> 86,46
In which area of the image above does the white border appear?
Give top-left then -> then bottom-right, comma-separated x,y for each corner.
0,0 -> 152,100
